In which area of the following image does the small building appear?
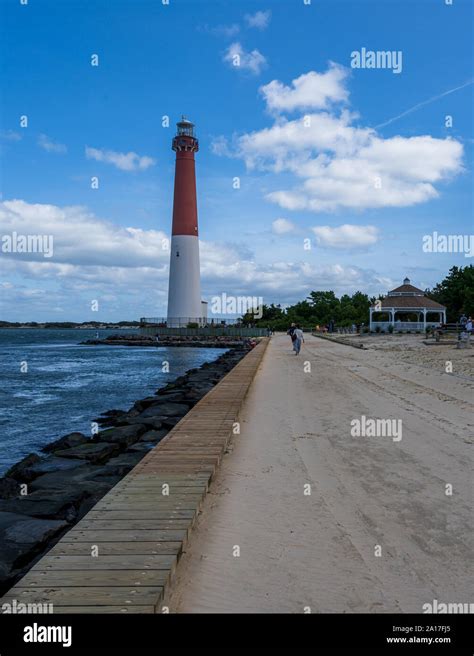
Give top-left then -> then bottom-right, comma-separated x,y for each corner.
200,300 -> 208,326
369,278 -> 446,332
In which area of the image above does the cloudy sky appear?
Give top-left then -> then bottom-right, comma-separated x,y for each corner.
0,0 -> 472,321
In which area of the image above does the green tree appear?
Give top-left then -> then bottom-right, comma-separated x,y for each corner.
426,265 -> 474,322
307,291 -> 340,324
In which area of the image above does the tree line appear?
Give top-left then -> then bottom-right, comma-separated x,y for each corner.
241,265 -> 473,330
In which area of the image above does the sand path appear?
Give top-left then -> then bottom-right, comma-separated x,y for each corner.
166,334 -> 473,613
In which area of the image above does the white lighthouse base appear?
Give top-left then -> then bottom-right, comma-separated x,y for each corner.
167,234 -> 203,327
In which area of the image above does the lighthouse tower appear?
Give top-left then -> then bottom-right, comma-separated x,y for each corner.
167,117 -> 202,327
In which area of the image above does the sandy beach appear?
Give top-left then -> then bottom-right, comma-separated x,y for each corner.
166,333 -> 473,613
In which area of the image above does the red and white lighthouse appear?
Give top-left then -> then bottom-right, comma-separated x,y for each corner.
167,117 -> 203,327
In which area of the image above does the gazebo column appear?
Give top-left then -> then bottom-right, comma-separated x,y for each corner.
369,307 -> 373,330
422,308 -> 427,330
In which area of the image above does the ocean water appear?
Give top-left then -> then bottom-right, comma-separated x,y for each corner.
0,329 -> 224,475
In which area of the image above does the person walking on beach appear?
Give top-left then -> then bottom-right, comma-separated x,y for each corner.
293,325 -> 304,355
287,323 -> 297,352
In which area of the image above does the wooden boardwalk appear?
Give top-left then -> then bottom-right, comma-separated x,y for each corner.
0,339 -> 269,613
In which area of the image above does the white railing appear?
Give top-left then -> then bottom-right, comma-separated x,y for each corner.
370,321 -> 441,331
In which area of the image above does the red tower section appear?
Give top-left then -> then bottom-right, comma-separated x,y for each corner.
171,118 -> 199,237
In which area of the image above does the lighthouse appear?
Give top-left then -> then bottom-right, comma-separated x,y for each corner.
167,117 -> 203,327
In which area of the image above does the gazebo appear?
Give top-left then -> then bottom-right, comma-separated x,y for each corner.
369,278 -> 446,332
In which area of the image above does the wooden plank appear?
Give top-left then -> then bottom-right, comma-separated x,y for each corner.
86,510 -> 196,520
1,587 -> 163,606
96,494 -> 203,503
18,570 -> 170,588
46,542 -> 183,556
99,492 -> 205,500
61,530 -> 187,542
115,479 -> 210,487
110,486 -> 207,494
93,503 -> 201,512
30,555 -> 177,570
74,519 -> 191,531
91,502 -> 200,511
49,605 -> 156,614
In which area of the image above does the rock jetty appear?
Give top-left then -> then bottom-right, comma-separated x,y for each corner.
82,334 -> 250,348
0,346 -> 249,595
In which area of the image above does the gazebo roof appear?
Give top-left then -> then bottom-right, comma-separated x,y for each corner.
389,283 -> 424,295
377,296 -> 446,310
371,277 -> 446,310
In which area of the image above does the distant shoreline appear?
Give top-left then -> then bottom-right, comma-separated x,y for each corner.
0,324 -> 140,329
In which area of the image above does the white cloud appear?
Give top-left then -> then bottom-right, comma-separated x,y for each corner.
1,130 -> 22,142
245,10 -> 271,30
223,42 -> 267,75
210,135 -> 232,156
272,218 -> 296,234
312,224 -> 379,249
85,146 -> 155,171
205,23 -> 240,37
38,134 -> 67,153
0,199 -> 392,319
229,64 -> 464,212
0,199 -> 168,267
261,63 -> 349,113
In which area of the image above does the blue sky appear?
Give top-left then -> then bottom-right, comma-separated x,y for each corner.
0,0 -> 472,321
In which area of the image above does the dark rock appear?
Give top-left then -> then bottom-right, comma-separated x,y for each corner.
139,428 -> 169,443
0,489 -> 86,522
123,409 -> 140,419
92,409 -> 129,427
188,383 -> 215,396
0,477 -> 20,500
97,424 -> 146,447
75,487 -> 114,519
185,388 -> 206,401
99,453 -> 144,476
127,442 -> 157,453
132,396 -> 164,412
102,409 -> 127,418
188,371 -> 218,383
93,416 -> 115,427
30,466 -> 116,494
42,432 -> 88,453
120,416 -> 163,430
3,515 -> 67,545
5,454 -> 42,483
154,391 -> 188,401
53,442 -> 120,464
0,511 -> 68,589
25,456 -> 86,476
138,402 -> 189,418
161,416 -> 183,429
